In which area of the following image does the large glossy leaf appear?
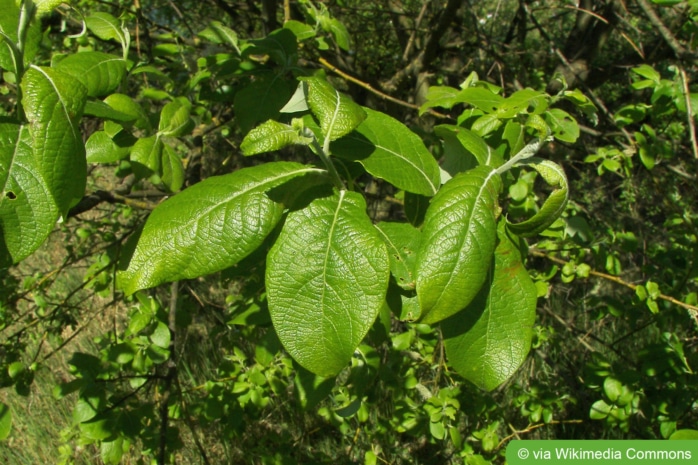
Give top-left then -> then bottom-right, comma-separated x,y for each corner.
54,52 -> 127,98
0,123 -> 58,266
117,162 -> 326,295
415,165 -> 502,325
507,158 -> 568,237
443,229 -> 537,391
21,66 -> 87,214
301,77 -> 366,141
331,108 -> 440,196
266,190 -> 389,377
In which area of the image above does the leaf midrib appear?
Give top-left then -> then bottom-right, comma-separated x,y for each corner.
128,167 -> 323,274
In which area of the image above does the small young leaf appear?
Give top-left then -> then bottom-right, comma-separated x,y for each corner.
435,125 -> 501,168
159,145 -> 184,192
443,228 -> 537,391
158,99 -> 194,137
375,222 -> 422,290
103,93 -> 152,130
545,108 -> 580,143
117,162 -> 327,295
85,12 -> 129,54
301,77 -> 366,141
416,166 -> 502,324
130,135 -> 162,178
241,120 -> 312,156
507,158 -> 569,237
331,108 -> 440,196
266,190 -> 389,377
86,130 -> 131,163
0,402 -> 11,440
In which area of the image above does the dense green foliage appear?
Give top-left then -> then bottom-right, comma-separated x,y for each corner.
1,0 -> 697,464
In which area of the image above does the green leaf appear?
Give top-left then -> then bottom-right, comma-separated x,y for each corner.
301,77 -> 366,141
603,377 -> 624,403
331,108 -> 440,196
328,18 -> 351,51
83,100 -> 136,124
266,190 -> 389,377
375,222 -> 421,291
150,321 -> 171,349
21,66 -> 87,213
544,108 -> 580,143
507,159 -> 568,237
198,21 -> 240,53
459,87 -> 505,113
34,0 -> 64,15
103,93 -> 152,131
101,437 -> 127,465
85,12 -> 129,56
415,166 -> 502,324
54,52 -> 127,98
234,72 -> 291,133
245,28 -> 297,67
160,145 -> 184,192
0,123 -> 59,266
158,99 -> 194,137
590,399 -> 613,420
130,135 -> 162,178
497,89 -> 548,118
0,402 -> 11,440
443,229 -> 537,391
241,120 -> 313,156
0,0 -> 41,71
86,130 -> 131,163
419,86 -> 463,114
283,20 -> 316,41
669,429 -> 698,440
435,125 -> 501,169
117,162 -> 326,295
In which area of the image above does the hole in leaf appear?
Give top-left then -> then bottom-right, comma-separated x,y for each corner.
5,191 -> 16,200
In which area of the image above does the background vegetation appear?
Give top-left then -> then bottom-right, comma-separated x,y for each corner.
1,0 -> 697,464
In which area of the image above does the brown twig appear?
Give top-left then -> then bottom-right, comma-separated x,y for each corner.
317,57 -> 450,119
402,0 -> 430,61
530,249 -> 698,325
497,420 -> 585,449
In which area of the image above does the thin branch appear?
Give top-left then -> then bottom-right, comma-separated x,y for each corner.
679,67 -> 698,161
283,0 -> 291,23
524,3 -> 635,147
318,57 -> 450,118
402,0 -> 430,61
635,0 -> 689,59
497,420 -> 585,450
158,281 -> 179,465
530,249 -> 698,325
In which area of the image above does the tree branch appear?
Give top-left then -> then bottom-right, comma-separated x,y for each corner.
635,0 -> 689,59
318,57 -> 450,118
530,249 -> 698,327
158,281 -> 179,465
